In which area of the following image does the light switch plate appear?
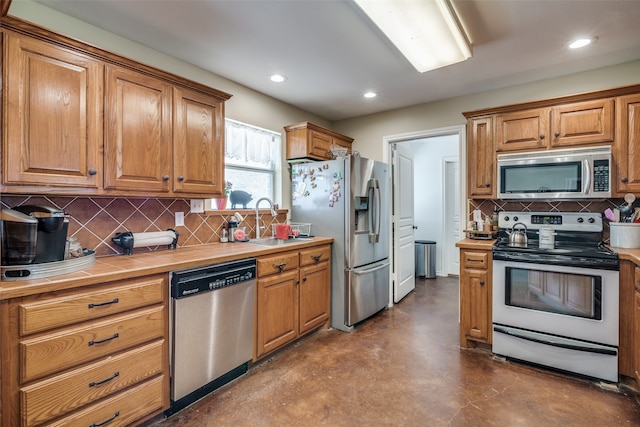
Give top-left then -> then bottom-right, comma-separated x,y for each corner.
190,199 -> 204,213
175,212 -> 184,227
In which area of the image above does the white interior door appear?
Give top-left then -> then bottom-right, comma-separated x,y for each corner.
444,159 -> 461,275
392,143 -> 415,303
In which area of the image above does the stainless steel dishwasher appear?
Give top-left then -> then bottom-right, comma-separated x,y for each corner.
167,258 -> 256,416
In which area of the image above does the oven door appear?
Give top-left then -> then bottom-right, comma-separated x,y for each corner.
493,260 -> 619,346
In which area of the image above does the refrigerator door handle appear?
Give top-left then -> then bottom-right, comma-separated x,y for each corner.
368,179 -> 380,243
353,261 -> 389,275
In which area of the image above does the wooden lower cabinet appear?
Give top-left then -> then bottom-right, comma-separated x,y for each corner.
0,275 -> 169,426
635,267 -> 640,383
459,248 -> 492,347
255,245 -> 331,359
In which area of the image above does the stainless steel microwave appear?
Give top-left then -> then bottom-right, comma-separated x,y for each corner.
497,146 -> 611,199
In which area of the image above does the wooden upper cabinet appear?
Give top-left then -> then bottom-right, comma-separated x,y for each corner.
496,99 -> 614,153
467,116 -> 495,198
615,93 -> 640,194
285,121 -> 353,161
2,31 -> 103,188
173,87 -> 224,196
104,65 -> 172,193
550,98 -> 614,147
496,108 -> 550,152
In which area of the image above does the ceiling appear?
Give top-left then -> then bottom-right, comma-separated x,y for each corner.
30,0 -> 640,121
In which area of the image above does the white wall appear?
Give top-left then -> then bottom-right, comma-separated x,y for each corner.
409,135 -> 459,276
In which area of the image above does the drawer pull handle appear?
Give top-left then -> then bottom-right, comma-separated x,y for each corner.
467,259 -> 483,263
88,333 -> 119,346
90,411 -> 120,427
273,261 -> 289,272
88,298 -> 119,309
89,371 -> 120,387
312,255 -> 322,263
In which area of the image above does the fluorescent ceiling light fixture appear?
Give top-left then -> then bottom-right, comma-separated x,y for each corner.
364,91 -> 377,98
269,74 -> 287,83
568,37 -> 597,49
354,0 -> 472,73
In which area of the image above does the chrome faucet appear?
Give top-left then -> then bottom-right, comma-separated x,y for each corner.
255,197 -> 277,239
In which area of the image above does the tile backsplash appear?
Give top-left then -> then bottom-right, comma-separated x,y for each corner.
468,198 -> 629,243
1,195 -> 286,257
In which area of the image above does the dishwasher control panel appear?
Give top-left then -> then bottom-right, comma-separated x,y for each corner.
170,258 -> 256,299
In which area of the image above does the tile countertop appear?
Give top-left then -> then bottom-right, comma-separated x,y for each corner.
455,238 -> 496,250
0,237 -> 333,301
611,246 -> 640,265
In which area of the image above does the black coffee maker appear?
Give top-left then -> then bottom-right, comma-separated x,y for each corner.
12,205 -> 69,264
1,208 -> 38,265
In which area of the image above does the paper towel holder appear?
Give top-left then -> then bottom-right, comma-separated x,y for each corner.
112,229 -> 179,255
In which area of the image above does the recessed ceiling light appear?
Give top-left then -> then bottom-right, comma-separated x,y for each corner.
269,74 -> 287,83
364,91 -> 377,99
568,37 -> 597,49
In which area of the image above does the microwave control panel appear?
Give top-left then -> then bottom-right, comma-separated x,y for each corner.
593,159 -> 610,192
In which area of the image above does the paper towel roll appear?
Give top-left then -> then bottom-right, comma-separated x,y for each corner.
131,231 -> 177,248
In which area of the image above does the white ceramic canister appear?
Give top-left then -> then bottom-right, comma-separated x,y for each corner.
538,226 -> 556,249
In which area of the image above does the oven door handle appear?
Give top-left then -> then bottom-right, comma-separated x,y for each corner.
493,326 -> 617,356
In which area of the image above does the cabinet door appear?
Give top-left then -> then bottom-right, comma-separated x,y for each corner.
104,65 -> 172,192
467,117 -> 495,197
615,94 -> 640,194
3,32 -> 102,188
173,87 -> 224,195
255,270 -> 299,359
550,99 -> 614,147
299,262 -> 330,335
308,130 -> 334,160
635,267 -> 640,383
459,250 -> 491,347
460,267 -> 490,344
495,108 -> 550,152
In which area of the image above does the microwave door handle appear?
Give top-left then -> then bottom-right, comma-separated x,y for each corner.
583,159 -> 591,195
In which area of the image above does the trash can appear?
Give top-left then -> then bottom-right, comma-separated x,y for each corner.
415,240 -> 436,279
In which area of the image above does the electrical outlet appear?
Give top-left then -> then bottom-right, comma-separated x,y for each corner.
190,199 -> 204,213
175,212 -> 184,227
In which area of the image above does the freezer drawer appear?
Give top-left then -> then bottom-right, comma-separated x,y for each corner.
346,260 -> 390,326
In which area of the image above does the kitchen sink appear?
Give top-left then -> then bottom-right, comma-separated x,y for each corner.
249,237 -> 314,246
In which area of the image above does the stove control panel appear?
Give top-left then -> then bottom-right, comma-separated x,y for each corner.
498,211 -> 602,232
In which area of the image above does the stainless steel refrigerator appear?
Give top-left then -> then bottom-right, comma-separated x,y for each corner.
291,155 -> 390,332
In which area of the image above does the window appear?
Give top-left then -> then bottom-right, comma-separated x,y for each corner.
217,119 -> 281,209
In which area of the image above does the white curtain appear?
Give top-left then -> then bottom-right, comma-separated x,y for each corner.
225,119 -> 280,167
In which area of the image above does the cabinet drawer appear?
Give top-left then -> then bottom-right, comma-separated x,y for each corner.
299,246 -> 331,267
21,340 -> 164,426
46,375 -> 165,427
19,277 -> 165,336
461,251 -> 489,269
257,252 -> 299,277
20,305 -> 164,383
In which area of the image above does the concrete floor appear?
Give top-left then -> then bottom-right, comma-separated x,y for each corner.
155,276 -> 640,426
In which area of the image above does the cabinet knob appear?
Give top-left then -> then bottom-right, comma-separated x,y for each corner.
621,177 -> 629,183
484,182 -> 491,188
163,175 -> 170,181
554,131 -> 560,137
303,277 -> 307,282
312,255 -> 322,263
479,280 -> 485,286
88,168 -> 97,176
178,176 -> 184,181
539,134 -> 545,140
